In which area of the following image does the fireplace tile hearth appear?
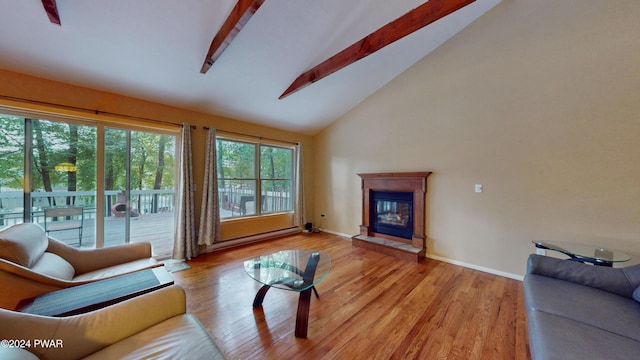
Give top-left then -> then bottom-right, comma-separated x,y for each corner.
352,235 -> 424,263
354,235 -> 421,253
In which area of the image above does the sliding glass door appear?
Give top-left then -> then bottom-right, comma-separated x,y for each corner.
0,115 -> 97,244
104,127 -> 176,257
30,119 -> 97,246
0,114 -> 25,227
0,112 -> 177,258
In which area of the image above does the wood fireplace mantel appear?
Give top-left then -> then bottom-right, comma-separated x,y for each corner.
353,172 -> 431,262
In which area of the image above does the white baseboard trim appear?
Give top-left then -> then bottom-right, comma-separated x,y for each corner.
318,228 -> 353,239
320,229 -> 524,281
207,227 -> 524,281
425,254 -> 524,281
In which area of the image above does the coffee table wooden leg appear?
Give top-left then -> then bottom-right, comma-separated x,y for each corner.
253,285 -> 271,307
295,288 -> 313,338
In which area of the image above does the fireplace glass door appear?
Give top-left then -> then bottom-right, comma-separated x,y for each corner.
370,191 -> 413,240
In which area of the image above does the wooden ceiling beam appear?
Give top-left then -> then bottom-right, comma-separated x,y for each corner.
200,0 -> 265,74
279,0 -> 475,99
41,0 -> 61,25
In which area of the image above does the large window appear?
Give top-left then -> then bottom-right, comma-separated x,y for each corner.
0,112 -> 178,258
217,138 -> 294,219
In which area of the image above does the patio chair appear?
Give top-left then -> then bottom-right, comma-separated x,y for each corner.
43,206 -> 84,246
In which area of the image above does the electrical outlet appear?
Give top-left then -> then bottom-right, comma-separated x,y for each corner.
536,248 -> 546,256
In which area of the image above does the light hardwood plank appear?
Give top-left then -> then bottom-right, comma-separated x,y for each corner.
172,232 -> 530,360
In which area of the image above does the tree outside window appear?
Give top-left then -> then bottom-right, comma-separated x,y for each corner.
217,138 -> 293,219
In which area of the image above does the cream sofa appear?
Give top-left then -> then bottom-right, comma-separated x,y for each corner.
0,285 -> 226,359
0,223 -> 160,309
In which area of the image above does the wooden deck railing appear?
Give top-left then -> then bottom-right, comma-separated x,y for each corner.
0,189 -> 175,227
0,187 -> 293,258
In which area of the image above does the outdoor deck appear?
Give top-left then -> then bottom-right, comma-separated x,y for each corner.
38,212 -> 175,259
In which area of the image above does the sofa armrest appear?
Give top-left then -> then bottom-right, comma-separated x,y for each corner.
47,238 -> 154,275
527,254 -> 640,298
0,285 -> 187,360
0,258 -> 79,309
0,258 -> 75,288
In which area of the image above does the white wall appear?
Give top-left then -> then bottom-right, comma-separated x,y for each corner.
313,0 -> 640,277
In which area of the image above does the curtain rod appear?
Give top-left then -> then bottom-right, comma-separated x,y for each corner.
0,95 -> 195,129
204,127 -> 299,145
1,95 -> 298,141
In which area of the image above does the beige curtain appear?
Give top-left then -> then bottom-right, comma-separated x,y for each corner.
172,123 -> 198,260
294,142 -> 306,228
198,127 -> 221,246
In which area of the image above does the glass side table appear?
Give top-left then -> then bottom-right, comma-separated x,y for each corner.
244,249 -> 331,338
532,241 -> 631,267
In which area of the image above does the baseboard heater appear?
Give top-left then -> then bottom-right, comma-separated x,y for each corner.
206,227 -> 301,252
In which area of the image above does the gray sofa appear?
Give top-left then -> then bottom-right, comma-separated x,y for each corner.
523,254 -> 640,360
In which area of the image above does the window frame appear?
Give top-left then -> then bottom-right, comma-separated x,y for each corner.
216,135 -> 295,220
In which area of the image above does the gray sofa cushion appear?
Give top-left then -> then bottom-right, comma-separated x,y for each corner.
527,311 -> 640,360
634,286 -> 640,303
527,254 -> 640,298
525,274 -> 640,342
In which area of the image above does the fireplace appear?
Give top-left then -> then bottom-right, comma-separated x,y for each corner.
370,190 -> 413,240
352,172 -> 431,262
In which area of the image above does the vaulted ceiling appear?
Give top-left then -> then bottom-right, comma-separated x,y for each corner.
0,0 -> 500,134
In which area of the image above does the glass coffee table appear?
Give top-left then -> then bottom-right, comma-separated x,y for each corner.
532,241 -> 631,267
244,249 -> 331,338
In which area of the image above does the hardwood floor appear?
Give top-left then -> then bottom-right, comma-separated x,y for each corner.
172,232 -> 531,360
